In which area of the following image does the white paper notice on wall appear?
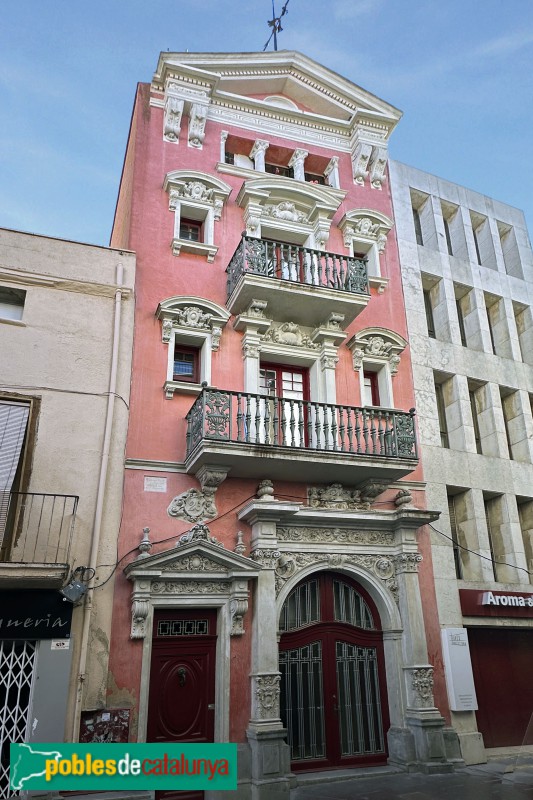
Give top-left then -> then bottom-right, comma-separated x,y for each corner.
441,627 -> 478,711
51,639 -> 70,651
144,476 -> 168,493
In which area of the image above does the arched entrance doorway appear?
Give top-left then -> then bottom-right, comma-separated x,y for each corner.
279,571 -> 389,771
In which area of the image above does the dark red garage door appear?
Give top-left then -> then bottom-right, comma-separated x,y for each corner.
468,627 -> 533,748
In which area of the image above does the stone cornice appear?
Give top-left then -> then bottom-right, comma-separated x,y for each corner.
0,267 -> 133,299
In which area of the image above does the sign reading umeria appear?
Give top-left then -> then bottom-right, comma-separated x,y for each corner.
10,743 -> 237,792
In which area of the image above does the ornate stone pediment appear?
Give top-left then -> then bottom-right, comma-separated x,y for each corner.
156,296 -> 230,349
339,209 -> 393,250
164,171 -> 231,218
125,537 -> 261,639
346,327 -> 407,376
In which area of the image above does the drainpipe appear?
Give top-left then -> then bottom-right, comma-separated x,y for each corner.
71,262 -> 125,740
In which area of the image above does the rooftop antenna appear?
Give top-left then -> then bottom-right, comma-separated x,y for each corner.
263,0 -> 290,51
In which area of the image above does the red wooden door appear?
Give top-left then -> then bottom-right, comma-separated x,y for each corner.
147,610 -> 217,800
279,573 -> 389,771
468,627 -> 533,747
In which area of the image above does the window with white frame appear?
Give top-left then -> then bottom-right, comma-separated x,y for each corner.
156,297 -> 230,398
346,327 -> 407,409
0,286 -> 26,322
163,171 -> 232,263
339,209 -> 393,290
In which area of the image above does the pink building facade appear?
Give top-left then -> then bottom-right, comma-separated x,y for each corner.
108,52 -> 460,798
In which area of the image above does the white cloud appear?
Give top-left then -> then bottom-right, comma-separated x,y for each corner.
473,29 -> 533,57
333,0 -> 383,19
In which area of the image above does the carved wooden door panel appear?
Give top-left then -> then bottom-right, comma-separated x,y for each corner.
147,610 -> 217,800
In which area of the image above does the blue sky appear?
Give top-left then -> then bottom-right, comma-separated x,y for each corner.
1,0 -> 532,246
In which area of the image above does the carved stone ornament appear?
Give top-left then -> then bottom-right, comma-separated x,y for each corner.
177,522 -> 224,548
151,580 -> 231,595
163,96 -> 184,142
274,552 -> 398,603
343,218 -> 380,247
188,103 -> 208,149
262,322 -> 319,350
257,479 -> 274,499
247,299 -> 268,318
308,483 -> 373,511
348,328 -> 407,376
171,182 -> 213,206
395,488 -> 413,508
250,549 -> 281,569
254,674 -> 281,719
352,141 -> 373,186
230,598 -> 248,636
370,146 -> 388,190
162,555 -> 227,573
262,201 -> 308,224
167,488 -> 216,523
131,598 -> 149,639
391,552 -> 422,573
411,667 -> 434,707
321,354 -> 338,370
234,530 -> 246,556
277,527 -> 395,546
308,482 -> 386,511
288,148 -> 308,182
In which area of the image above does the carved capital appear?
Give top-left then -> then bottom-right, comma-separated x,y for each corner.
250,548 -> 281,569
392,552 -> 422,573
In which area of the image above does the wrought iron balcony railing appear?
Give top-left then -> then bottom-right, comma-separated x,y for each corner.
226,235 -> 369,299
186,389 -> 417,461
0,492 -> 78,565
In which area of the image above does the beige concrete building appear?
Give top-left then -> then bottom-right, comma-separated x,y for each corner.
0,227 -> 135,797
390,161 -> 533,764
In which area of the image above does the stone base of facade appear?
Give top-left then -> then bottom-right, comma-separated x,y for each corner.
457,731 -> 487,765
387,713 -> 458,773
243,726 -> 292,800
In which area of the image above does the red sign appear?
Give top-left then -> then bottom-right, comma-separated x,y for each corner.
459,589 -> 533,618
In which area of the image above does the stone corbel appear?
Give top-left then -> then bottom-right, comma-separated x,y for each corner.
352,141 -> 373,186
229,597 -> 248,636
131,592 -> 150,639
243,202 -> 264,238
288,148 -> 309,182
163,96 -> 184,142
369,146 -> 388,190
249,140 -> 270,172
188,103 -> 209,149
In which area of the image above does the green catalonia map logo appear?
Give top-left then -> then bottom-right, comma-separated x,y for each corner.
11,743 -> 237,792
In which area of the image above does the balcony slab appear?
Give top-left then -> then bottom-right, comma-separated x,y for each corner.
227,273 -> 370,328
185,441 -> 418,484
0,562 -> 69,588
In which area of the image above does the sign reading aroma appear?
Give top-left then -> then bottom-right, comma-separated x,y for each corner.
0,590 -> 73,639
459,589 -> 533,618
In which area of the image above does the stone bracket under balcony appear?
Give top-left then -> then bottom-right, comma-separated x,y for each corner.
185,389 -> 419,485
226,236 -> 370,328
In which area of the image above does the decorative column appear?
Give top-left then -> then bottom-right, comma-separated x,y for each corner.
239,487 -> 300,800
234,302 -> 272,393
220,130 -> 229,163
311,313 -> 347,404
288,148 -> 308,182
324,156 -> 340,189
250,140 -> 270,172
388,543 -> 456,773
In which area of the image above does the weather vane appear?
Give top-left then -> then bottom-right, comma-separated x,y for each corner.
263,0 -> 290,52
